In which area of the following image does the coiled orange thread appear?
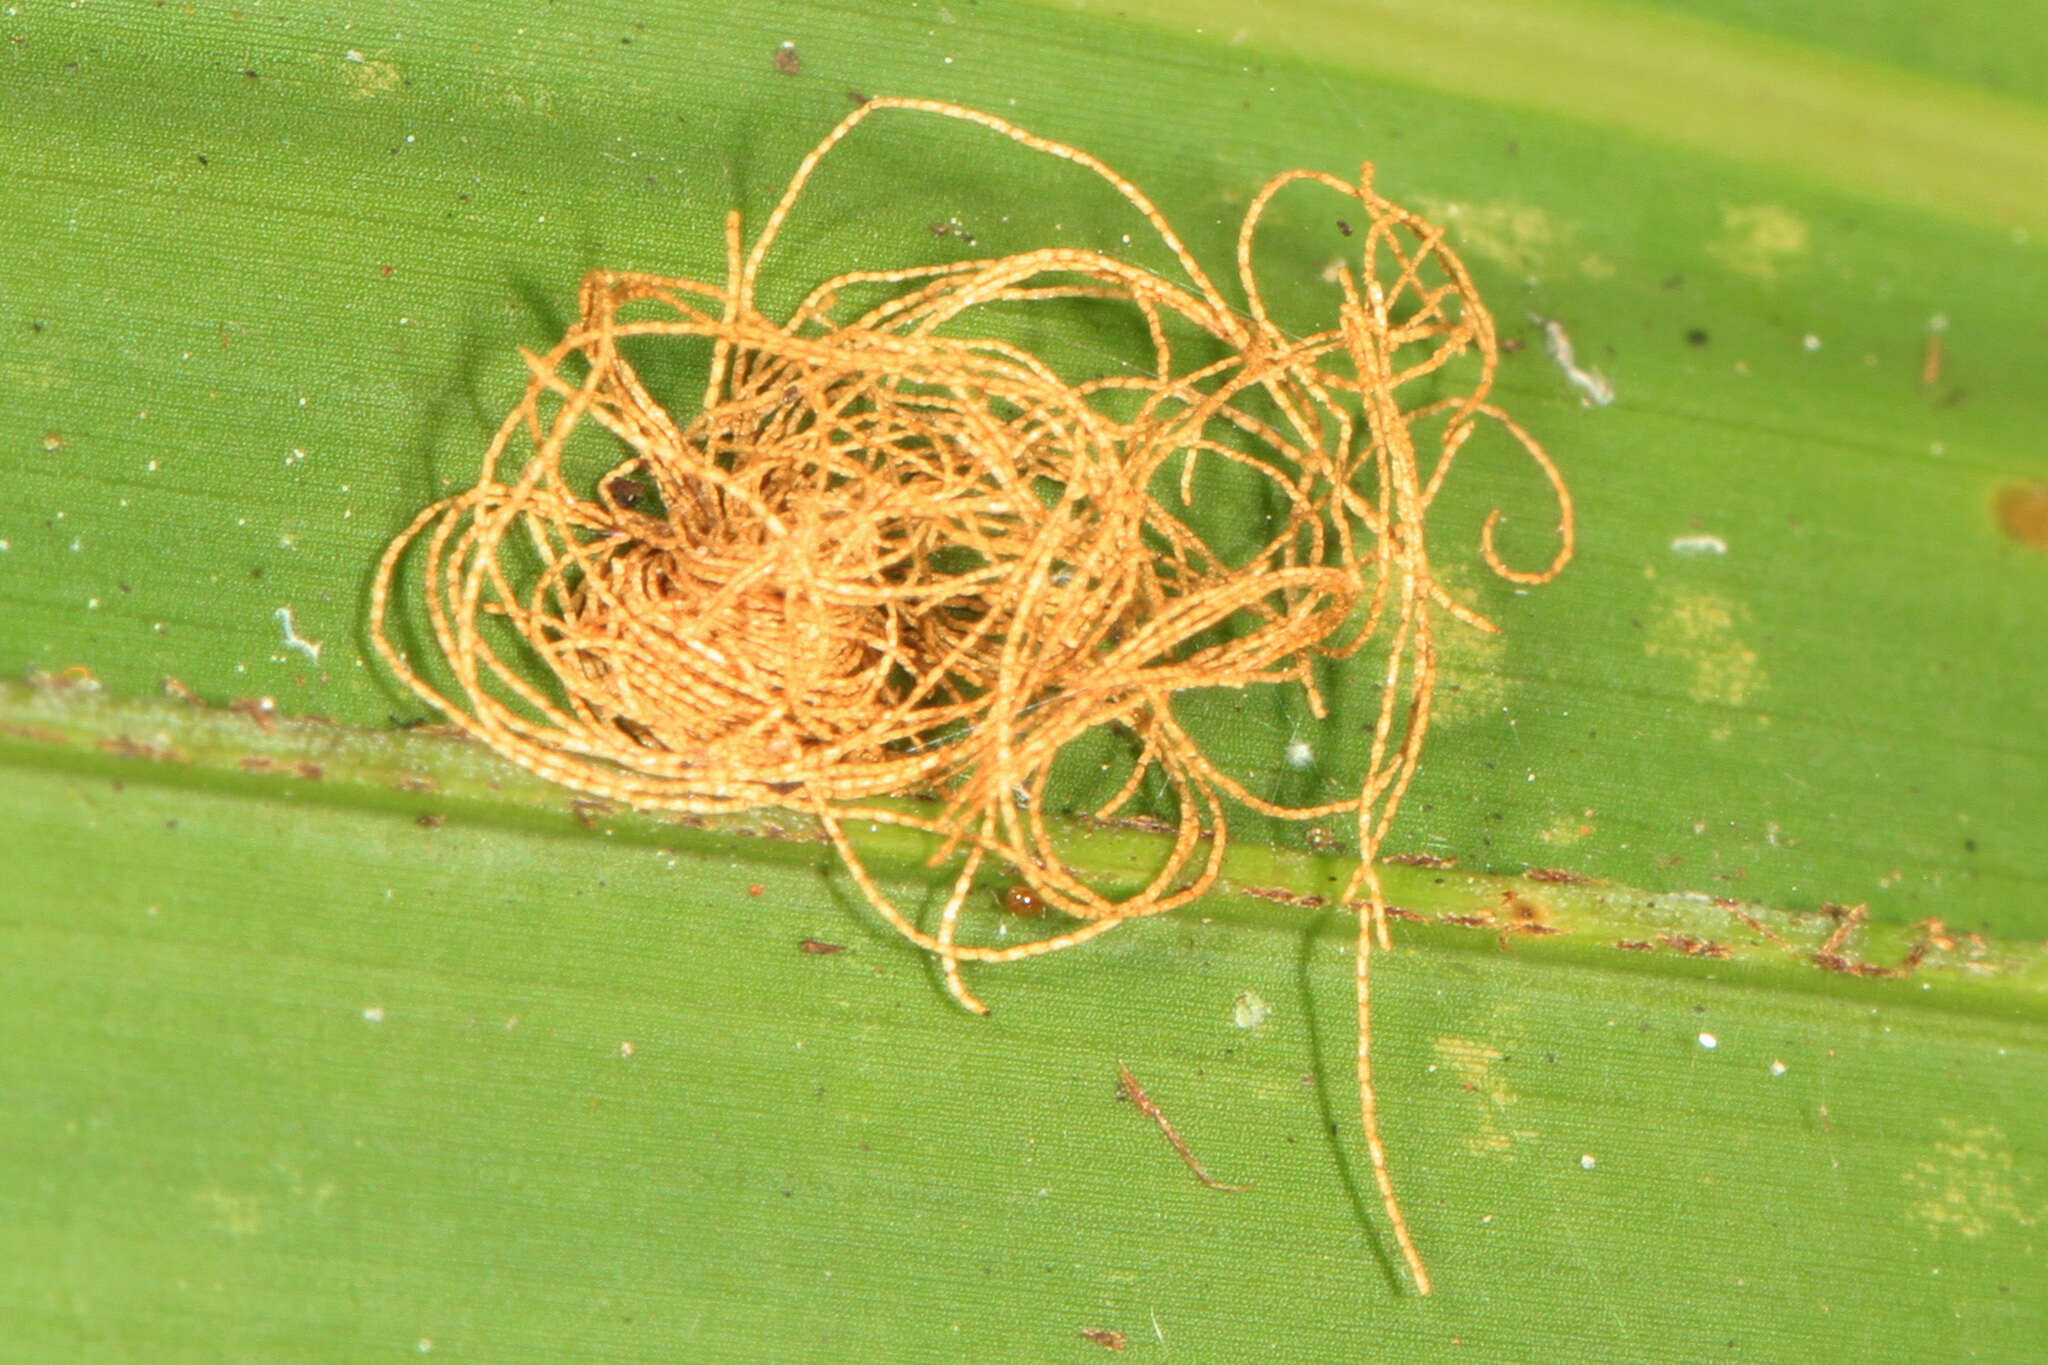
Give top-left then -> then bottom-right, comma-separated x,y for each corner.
371,97 -> 1573,1296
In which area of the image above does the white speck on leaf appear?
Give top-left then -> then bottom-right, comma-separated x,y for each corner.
276,607 -> 322,663
1670,534 -> 1727,555
1232,991 -> 1273,1029
1531,313 -> 1614,406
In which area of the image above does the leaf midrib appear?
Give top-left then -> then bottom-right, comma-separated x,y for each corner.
8,680 -> 2042,1022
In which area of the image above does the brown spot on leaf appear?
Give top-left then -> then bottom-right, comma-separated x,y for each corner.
1499,891 -> 1556,931
1385,851 -> 1457,869
1659,931 -> 1731,959
1239,883 -> 1326,909
100,735 -> 186,763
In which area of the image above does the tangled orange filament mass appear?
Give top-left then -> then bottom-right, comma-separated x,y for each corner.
370,97 -> 1573,1297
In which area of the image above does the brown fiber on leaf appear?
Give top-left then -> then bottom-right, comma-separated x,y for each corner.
369,97 -> 1574,1297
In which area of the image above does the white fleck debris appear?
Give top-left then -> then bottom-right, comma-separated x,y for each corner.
1284,738 -> 1314,770
276,606 -> 322,663
70,537 -> 81,552
618,1040 -> 635,1057
1670,535 -> 1728,555
1802,333 -> 1821,351
363,1006 -> 385,1023
0,540 -> 9,552
87,597 -> 100,610
345,49 -> 365,62
285,447 -> 308,466
1531,313 -> 1615,406
1929,442 -> 1945,457
1698,1032 -> 1719,1050
1580,1154 -> 1597,1170
1232,990 -> 1273,1029
1769,1059 -> 1788,1077
1928,313 -> 1949,334
416,1340 -> 433,1354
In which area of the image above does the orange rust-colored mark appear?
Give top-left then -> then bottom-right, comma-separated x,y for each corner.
229,696 -> 278,731
161,675 -> 205,707
1915,917 -> 1957,953
798,938 -> 845,955
1810,901 -> 1928,978
51,665 -> 100,690
1001,883 -> 1046,917
1498,891 -> 1554,931
1720,903 -> 1792,949
1920,331 -> 1944,389
1817,902 -> 1866,958
1079,1327 -> 1127,1351
1995,482 -> 2048,551
1117,1062 -> 1250,1193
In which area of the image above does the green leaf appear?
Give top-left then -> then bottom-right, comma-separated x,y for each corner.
4,1 -> 2043,1360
